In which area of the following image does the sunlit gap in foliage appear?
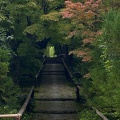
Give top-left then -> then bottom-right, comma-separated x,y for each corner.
45,45 -> 57,57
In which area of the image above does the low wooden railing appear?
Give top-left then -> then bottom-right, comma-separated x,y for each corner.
35,58 -> 46,87
0,86 -> 34,120
92,107 -> 109,120
62,58 -> 109,120
76,85 -> 109,120
62,58 -> 73,80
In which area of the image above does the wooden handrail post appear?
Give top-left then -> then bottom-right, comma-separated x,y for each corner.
35,76 -> 37,88
62,58 -> 73,81
31,89 -> 34,98
76,85 -> 80,102
15,114 -> 21,120
27,87 -> 34,113
26,101 -> 30,113
34,58 -> 46,88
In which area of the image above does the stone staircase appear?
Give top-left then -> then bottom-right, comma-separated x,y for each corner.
32,57 -> 81,120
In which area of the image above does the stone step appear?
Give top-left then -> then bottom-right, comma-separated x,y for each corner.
32,58 -> 81,120
35,85 -> 76,99
40,75 -> 68,85
33,110 -> 79,114
42,73 -> 65,75
43,64 -> 65,72
45,57 -> 62,64
35,98 -> 76,101
40,74 -> 67,80
42,71 -> 65,75
33,101 -> 81,112
32,113 -> 80,120
44,64 -> 63,66
43,69 -> 65,72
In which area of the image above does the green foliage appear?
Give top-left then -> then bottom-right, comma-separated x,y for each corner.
86,9 -> 120,119
0,106 -> 18,120
41,11 -> 60,22
22,113 -> 33,120
0,25 -> 20,117
48,0 -> 65,11
24,23 -> 48,40
2,0 -> 45,83
102,0 -> 120,9
79,109 -> 102,120
99,10 -> 120,78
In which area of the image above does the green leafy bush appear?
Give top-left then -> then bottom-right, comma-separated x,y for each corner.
0,26 -> 20,119
79,109 -> 102,120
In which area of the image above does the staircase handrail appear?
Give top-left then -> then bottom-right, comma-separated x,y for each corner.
35,58 -> 46,87
0,86 -> 34,120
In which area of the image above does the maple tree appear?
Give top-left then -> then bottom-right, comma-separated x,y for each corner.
61,0 -> 103,62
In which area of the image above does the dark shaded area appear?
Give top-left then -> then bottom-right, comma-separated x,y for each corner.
36,38 -> 50,49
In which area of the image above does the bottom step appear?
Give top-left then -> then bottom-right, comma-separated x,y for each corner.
32,113 -> 80,120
